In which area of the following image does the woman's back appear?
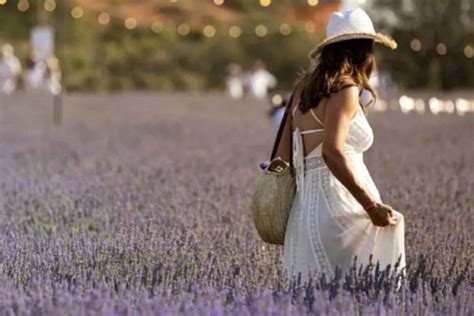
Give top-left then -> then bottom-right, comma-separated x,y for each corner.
290,85 -> 365,157
291,96 -> 328,157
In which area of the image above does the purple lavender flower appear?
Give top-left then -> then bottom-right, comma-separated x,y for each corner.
259,160 -> 270,170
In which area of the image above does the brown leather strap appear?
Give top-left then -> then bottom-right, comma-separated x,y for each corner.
270,89 -> 297,163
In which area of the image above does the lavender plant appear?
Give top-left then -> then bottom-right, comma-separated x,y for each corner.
0,93 -> 471,315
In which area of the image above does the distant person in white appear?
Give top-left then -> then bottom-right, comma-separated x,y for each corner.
0,44 -> 22,95
0,52 -> 13,95
24,58 -> 48,91
46,56 -> 62,95
225,63 -> 244,99
248,60 -> 277,99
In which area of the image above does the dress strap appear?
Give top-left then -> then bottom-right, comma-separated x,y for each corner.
309,109 -> 325,127
300,129 -> 324,135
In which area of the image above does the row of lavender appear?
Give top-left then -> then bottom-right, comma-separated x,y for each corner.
0,93 -> 472,315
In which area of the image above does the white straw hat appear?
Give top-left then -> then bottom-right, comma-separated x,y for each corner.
309,8 -> 397,59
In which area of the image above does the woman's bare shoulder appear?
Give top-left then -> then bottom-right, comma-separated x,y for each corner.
325,85 -> 361,122
328,85 -> 360,103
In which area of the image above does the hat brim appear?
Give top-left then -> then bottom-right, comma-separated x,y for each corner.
308,32 -> 397,59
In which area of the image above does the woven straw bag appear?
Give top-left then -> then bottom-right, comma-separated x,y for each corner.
250,90 -> 297,245
251,158 -> 295,245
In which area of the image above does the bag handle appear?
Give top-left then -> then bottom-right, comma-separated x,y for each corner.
270,88 -> 298,164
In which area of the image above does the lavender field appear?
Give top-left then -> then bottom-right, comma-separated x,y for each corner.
0,93 -> 472,315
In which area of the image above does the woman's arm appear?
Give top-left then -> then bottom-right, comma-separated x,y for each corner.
321,86 -> 375,208
322,86 -> 398,227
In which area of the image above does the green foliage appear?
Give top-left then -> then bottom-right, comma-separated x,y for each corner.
373,0 -> 474,90
0,1 -> 471,91
60,16 -> 316,92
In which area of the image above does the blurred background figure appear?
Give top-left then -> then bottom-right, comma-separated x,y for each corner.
225,63 -> 244,99
24,57 -> 48,92
0,51 -> 13,95
378,70 -> 397,99
0,44 -> 22,95
46,56 -> 62,95
248,60 -> 277,99
23,55 -> 62,95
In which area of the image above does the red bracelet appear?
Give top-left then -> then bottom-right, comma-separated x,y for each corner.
363,201 -> 377,211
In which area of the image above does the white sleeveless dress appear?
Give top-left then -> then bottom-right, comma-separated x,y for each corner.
283,94 -> 406,283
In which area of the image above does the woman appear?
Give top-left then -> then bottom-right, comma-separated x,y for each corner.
272,8 -> 406,282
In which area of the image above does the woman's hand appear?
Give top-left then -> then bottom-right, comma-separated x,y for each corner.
366,202 -> 398,227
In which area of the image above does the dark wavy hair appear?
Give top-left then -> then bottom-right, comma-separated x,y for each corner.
296,39 -> 376,115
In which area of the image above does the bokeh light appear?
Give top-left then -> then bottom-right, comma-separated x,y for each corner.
255,24 -> 268,37
464,45 -> 473,58
17,0 -> 29,12
203,25 -> 216,38
98,12 -> 110,25
213,0 -> 224,5
125,17 -> 137,30
455,98 -> 470,115
429,97 -> 442,114
399,95 -> 415,113
151,21 -> 164,34
0,0 -> 7,5
307,0 -> 318,6
436,43 -> 447,55
71,6 -> 84,19
177,23 -> 190,36
410,38 -> 421,51
279,24 -> 292,36
44,0 -> 56,12
260,0 -> 271,7
228,25 -> 242,38
272,94 -> 283,105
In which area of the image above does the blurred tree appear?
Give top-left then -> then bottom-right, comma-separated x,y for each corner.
0,2 -> 37,48
0,0 -> 321,92
2,0 -> 470,92
370,0 -> 474,90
